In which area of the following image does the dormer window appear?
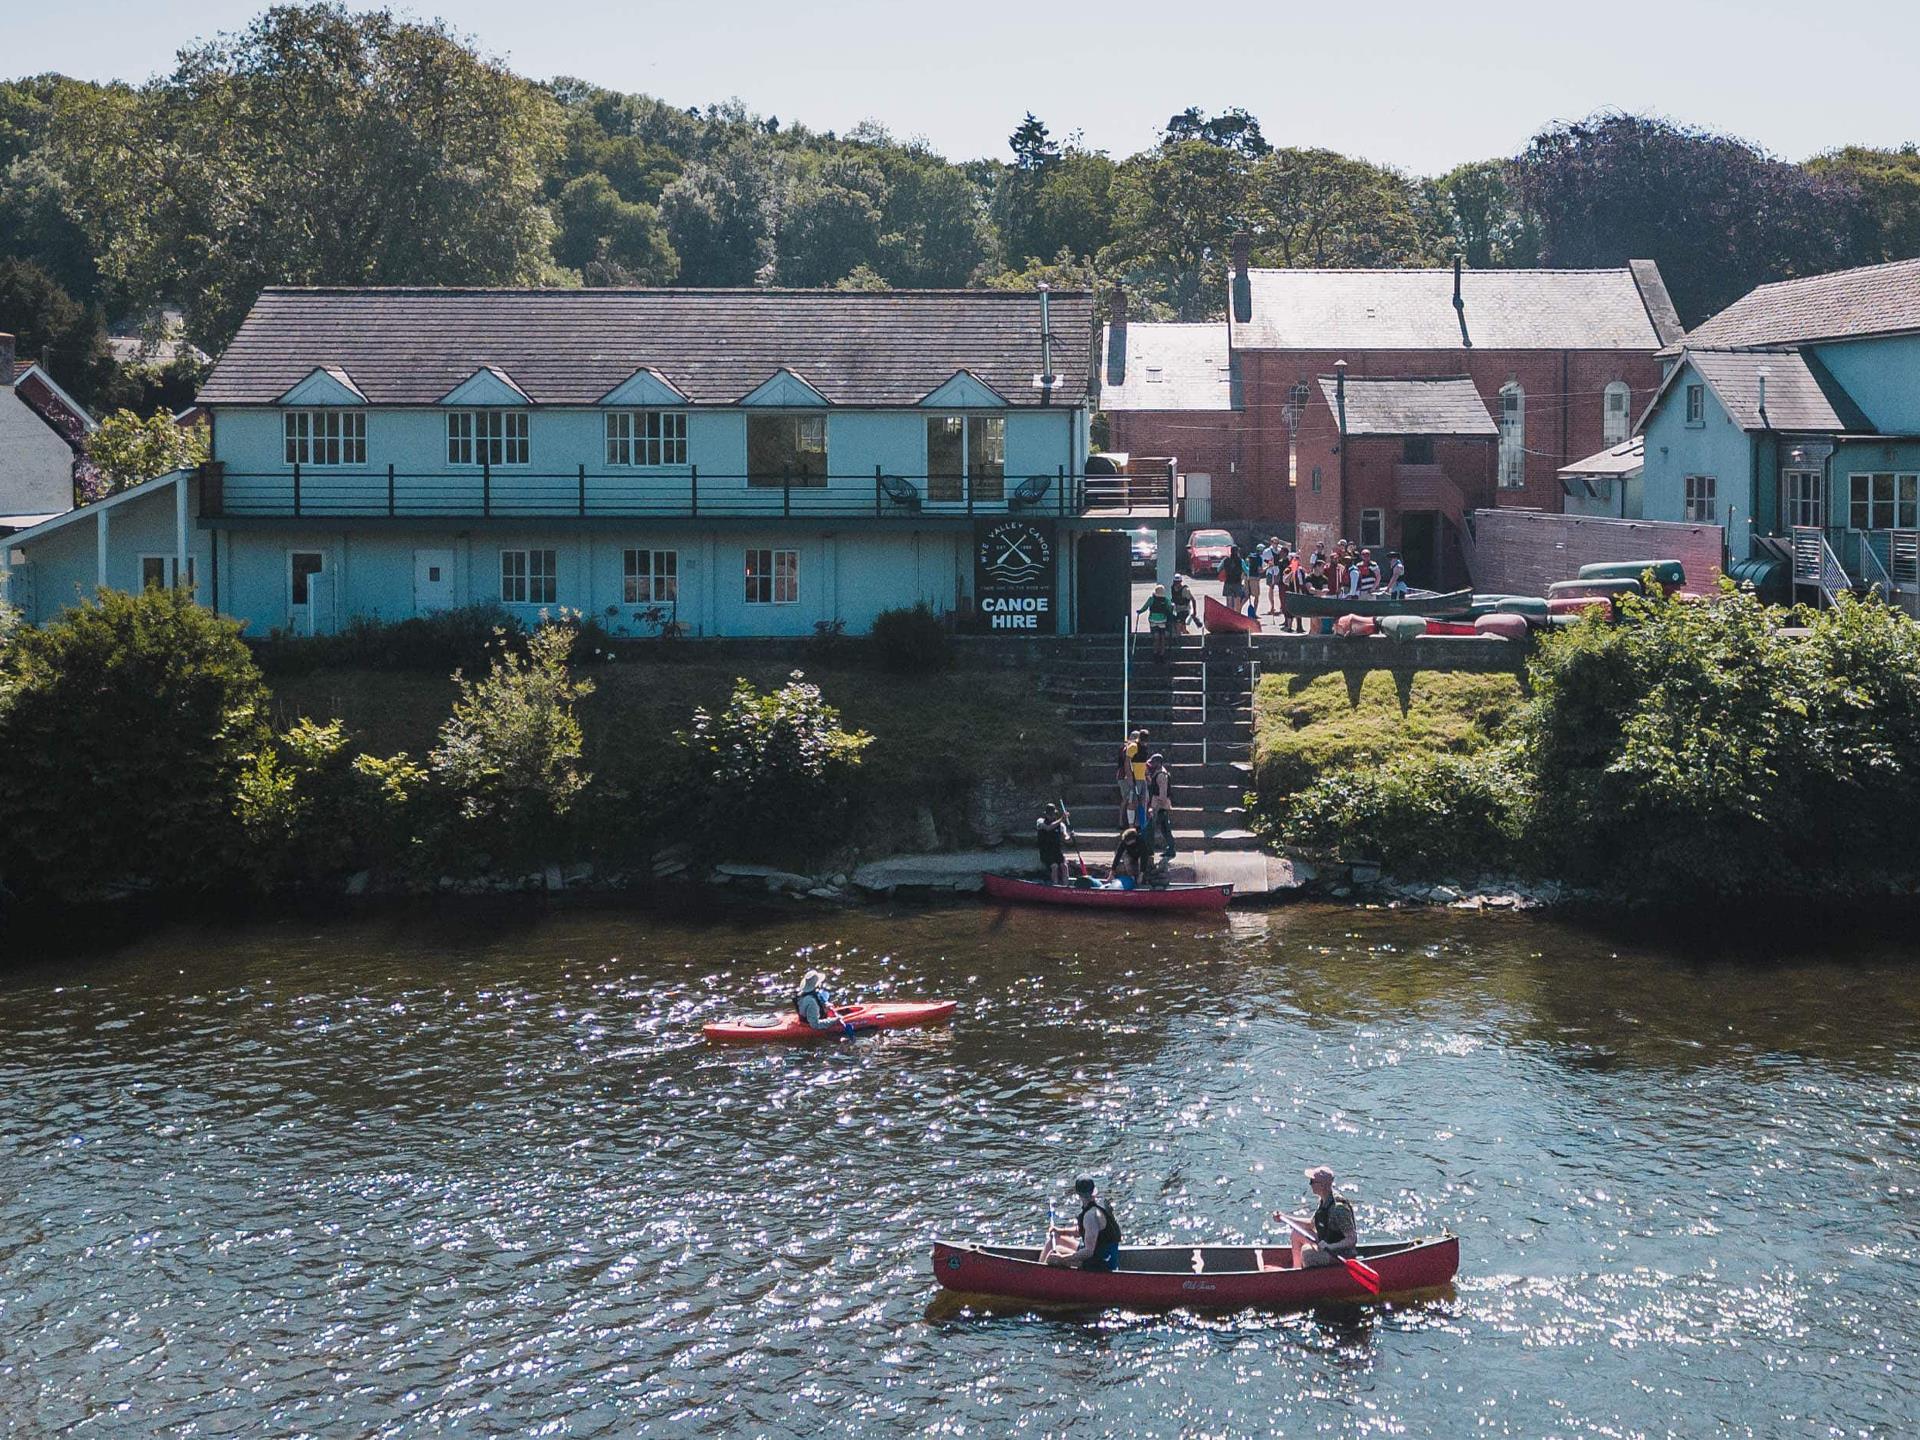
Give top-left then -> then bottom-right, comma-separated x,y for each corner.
448,410 -> 529,466
606,410 -> 687,467
285,410 -> 365,466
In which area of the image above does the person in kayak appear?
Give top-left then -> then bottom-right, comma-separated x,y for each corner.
795,969 -> 855,1038
1036,802 -> 1075,885
1044,1177 -> 1122,1270
1278,1165 -> 1359,1268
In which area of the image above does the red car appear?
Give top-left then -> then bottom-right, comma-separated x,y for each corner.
1185,528 -> 1235,576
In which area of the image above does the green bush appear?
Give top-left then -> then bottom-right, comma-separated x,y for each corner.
0,587 -> 269,900
428,621 -> 594,863
236,719 -> 424,887
1268,749 -> 1523,874
869,604 -> 954,675
677,670 -> 873,859
251,604 -> 525,676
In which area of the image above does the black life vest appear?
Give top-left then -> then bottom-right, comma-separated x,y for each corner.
1314,1192 -> 1354,1245
794,987 -> 832,1021
1081,1198 -> 1122,1259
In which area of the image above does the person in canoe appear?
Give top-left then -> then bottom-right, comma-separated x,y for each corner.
1137,584 -> 1174,661
1108,826 -> 1151,888
1043,1177 -> 1123,1270
795,969 -> 856,1038
1277,1165 -> 1359,1269
1035,802 -> 1076,886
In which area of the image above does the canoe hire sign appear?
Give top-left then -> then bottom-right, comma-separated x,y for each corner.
973,518 -> 1057,633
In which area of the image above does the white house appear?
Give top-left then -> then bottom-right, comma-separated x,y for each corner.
4,286 -> 1168,636
0,333 -> 91,532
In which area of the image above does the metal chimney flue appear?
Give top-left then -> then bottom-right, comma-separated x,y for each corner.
1035,284 -> 1056,404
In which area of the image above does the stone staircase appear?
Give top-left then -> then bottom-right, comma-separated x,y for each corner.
1042,630 -> 1261,855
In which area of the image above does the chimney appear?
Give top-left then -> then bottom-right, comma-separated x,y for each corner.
1230,233 -> 1252,324
1333,359 -> 1348,435
0,331 -> 14,388
1452,257 -> 1472,349
1106,287 -> 1129,388
1035,283 -> 1056,404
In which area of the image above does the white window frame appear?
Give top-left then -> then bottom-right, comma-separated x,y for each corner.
1359,509 -> 1385,549
1685,385 -> 1705,427
1848,473 -> 1919,533
500,548 -> 557,605
1602,381 -> 1632,447
449,410 -> 530,466
1684,475 -> 1717,523
138,554 -> 196,592
284,410 -> 366,466
623,548 -> 678,604
605,410 -> 688,467
745,548 -> 799,605
1783,469 -> 1823,530
1498,383 -> 1526,489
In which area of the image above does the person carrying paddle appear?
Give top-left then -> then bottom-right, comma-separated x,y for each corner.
1035,803 -> 1075,886
1278,1165 -> 1359,1269
795,969 -> 855,1038
1043,1177 -> 1122,1271
1137,585 -> 1174,661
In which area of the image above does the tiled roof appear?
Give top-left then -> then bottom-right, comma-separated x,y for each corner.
1675,257 -> 1920,351
1684,348 -> 1871,433
1315,375 -> 1497,436
1560,436 -> 1644,479
199,287 -> 1092,407
1098,322 -> 1239,411
1235,266 -> 1672,351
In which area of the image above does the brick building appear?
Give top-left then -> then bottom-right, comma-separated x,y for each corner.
1100,243 -> 1683,585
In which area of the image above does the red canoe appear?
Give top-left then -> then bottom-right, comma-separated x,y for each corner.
702,1000 -> 957,1044
1202,594 -> 1262,634
931,1235 -> 1459,1309
983,873 -> 1232,912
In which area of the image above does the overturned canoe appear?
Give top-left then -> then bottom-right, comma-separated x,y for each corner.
983,873 -> 1232,912
1283,588 -> 1474,620
931,1235 -> 1460,1309
703,1000 -> 957,1043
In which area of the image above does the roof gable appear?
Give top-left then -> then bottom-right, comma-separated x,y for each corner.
740,368 -> 829,407
1676,257 -> 1920,352
598,367 -> 688,407
276,365 -> 366,405
918,369 -> 1008,408
1641,347 -> 1869,435
439,366 -> 531,407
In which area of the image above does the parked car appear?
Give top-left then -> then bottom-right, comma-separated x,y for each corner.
1186,528 -> 1234,576
1128,527 -> 1157,574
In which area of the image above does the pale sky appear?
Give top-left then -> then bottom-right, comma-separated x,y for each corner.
9,0 -> 1918,174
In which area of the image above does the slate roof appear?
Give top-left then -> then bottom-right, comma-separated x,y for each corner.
1098,322 -> 1239,411
199,288 -> 1093,408
1682,348 -> 1872,433
1675,257 -> 1920,351
1315,375 -> 1498,436
1235,266 -> 1674,351
1560,436 -> 1644,479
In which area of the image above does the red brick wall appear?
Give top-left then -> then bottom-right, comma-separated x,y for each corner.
1106,409 -> 1248,517
1467,509 -> 1726,596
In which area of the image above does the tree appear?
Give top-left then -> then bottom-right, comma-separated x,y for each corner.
660,142 -> 774,285
1164,106 -> 1271,158
0,257 -> 119,411
1425,159 -> 1539,268
875,155 -> 987,287
1806,145 -> 1920,266
0,587 -> 269,901
1104,139 -> 1252,318
84,408 -> 209,495
776,153 -> 886,286
53,4 -> 566,350
0,77 -> 102,302
1512,112 -> 1862,325
553,173 -> 679,285
1249,148 -> 1433,269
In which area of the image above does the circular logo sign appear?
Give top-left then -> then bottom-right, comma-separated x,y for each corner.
977,521 -> 1054,587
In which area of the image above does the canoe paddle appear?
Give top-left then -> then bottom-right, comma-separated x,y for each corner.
1275,1214 -> 1382,1293
1056,797 -> 1089,879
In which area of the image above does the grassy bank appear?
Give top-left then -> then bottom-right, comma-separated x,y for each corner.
271,653 -> 1073,858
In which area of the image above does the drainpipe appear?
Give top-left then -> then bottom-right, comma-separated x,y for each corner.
1452,258 -> 1471,349
1753,366 -> 1771,559
1334,359 -> 1348,539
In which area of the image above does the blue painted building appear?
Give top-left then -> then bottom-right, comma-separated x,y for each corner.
1637,257 -> 1920,606
5,286 -> 1165,635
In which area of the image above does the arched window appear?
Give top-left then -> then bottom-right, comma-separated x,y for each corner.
1603,381 -> 1632,446
1498,383 -> 1526,489
1286,382 -> 1310,488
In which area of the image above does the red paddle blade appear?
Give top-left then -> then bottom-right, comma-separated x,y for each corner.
1345,1257 -> 1382,1293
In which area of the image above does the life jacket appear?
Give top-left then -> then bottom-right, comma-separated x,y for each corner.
794,987 -> 832,1021
1313,1192 -> 1356,1249
1080,1198 -> 1122,1266
1356,563 -> 1381,594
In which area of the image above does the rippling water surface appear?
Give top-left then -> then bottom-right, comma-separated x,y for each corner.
2,901 -> 1918,1437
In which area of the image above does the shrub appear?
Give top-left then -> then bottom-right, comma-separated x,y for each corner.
869,604 -> 954,674
235,719 -> 424,887
677,670 -> 873,859
0,587 -> 269,900
428,621 -> 594,862
251,604 -> 524,676
1268,749 -> 1523,875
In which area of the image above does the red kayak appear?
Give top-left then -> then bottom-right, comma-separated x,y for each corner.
932,1235 -> 1459,1309
984,873 -> 1232,912
1203,594 -> 1262,634
702,1000 -> 957,1044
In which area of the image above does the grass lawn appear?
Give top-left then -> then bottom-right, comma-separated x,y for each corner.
1253,669 -> 1527,799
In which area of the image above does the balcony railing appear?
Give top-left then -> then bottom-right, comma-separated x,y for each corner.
205,465 -> 1176,521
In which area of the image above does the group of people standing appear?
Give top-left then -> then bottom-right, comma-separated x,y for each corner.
1032,726 -> 1176,890
1219,536 -> 1410,633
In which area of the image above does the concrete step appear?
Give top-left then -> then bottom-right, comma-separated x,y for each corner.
1074,826 -> 1266,854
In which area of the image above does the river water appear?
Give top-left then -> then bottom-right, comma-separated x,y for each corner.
1,901 -> 1916,1438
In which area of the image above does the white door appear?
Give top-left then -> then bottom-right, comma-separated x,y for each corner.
289,550 -> 328,636
414,548 -> 455,614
